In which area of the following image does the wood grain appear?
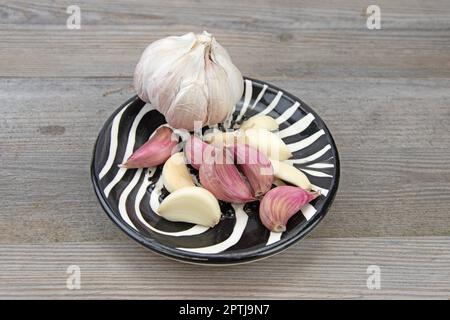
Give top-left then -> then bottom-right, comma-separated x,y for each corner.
0,0 -> 449,299
0,238 -> 449,299
0,0 -> 449,78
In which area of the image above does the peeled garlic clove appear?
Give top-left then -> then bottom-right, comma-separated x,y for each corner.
199,146 -> 255,203
134,32 -> 243,130
119,126 -> 178,168
184,135 -> 209,170
203,129 -> 245,147
240,115 -> 279,131
244,128 -> 292,161
270,159 -> 312,190
162,152 -> 195,193
232,144 -> 274,198
158,186 -> 221,227
259,186 -> 319,232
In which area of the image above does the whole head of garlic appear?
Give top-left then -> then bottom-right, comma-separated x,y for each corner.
134,31 -> 244,131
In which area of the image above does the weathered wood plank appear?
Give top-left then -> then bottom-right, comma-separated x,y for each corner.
1,77 -> 449,243
2,0 -> 450,28
0,0 -> 449,78
0,237 -> 448,299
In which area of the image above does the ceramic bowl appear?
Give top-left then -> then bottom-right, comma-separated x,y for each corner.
91,78 -> 339,264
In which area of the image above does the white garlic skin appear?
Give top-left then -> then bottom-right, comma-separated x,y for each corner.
134,32 -> 244,131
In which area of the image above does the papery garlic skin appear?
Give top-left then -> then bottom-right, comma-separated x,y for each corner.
134,32 -> 244,130
184,135 -> 209,170
158,186 -> 221,227
259,186 -> 319,232
119,126 -> 178,168
232,144 -> 274,198
199,146 -> 255,203
162,152 -> 195,193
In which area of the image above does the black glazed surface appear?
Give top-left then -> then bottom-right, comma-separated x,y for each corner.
91,78 -> 340,264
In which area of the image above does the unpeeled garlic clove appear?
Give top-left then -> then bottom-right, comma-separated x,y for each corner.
244,128 -> 292,160
240,115 -> 279,131
158,186 -> 221,227
162,152 -> 195,193
199,146 -> 255,203
259,186 -> 319,232
184,135 -> 209,170
231,144 -> 274,198
119,126 -> 178,168
270,159 -> 312,190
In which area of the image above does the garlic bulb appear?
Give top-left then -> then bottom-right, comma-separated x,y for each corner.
134,31 -> 244,130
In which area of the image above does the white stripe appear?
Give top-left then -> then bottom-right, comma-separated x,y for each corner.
300,168 -> 333,178
236,79 -> 253,123
134,171 -> 209,236
266,231 -> 282,245
260,91 -> 283,115
311,184 -> 329,197
287,129 -> 325,152
250,84 -> 268,110
307,163 -> 334,169
118,168 -> 143,230
301,204 -> 317,221
278,113 -> 315,139
99,102 -> 130,179
287,144 -> 332,165
103,104 -> 155,197
149,174 -> 164,212
177,204 -> 248,254
275,102 -> 299,125
223,105 -> 236,129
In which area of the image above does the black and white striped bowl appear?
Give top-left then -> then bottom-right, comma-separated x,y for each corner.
91,78 -> 339,264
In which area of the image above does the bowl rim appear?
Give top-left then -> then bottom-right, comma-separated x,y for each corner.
91,77 -> 340,264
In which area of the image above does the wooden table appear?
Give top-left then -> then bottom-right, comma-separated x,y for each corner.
1,0 -> 449,299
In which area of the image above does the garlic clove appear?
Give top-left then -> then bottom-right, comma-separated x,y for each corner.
273,178 -> 287,187
162,152 -> 195,193
199,146 -> 255,203
205,60 -> 235,126
240,115 -> 279,131
231,144 -> 274,198
210,36 -> 244,104
259,186 -> 319,232
158,186 -> 221,227
270,159 -> 312,190
119,126 -> 178,168
184,135 -> 209,170
244,128 -> 292,161
203,129 -> 245,147
159,42 -> 209,130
